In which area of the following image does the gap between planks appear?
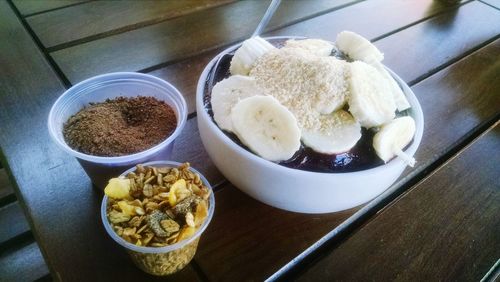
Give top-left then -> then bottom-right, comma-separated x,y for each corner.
267,38 -> 500,280
6,0 -> 72,88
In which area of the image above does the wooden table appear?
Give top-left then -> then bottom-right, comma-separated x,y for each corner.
1,0 -> 499,281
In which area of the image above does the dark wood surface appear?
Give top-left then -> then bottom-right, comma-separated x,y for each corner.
0,242 -> 50,281
0,0 -> 499,281
50,0 -> 356,84
0,202 -> 30,246
11,0 -> 88,16
27,0 -> 234,50
298,122 -> 500,281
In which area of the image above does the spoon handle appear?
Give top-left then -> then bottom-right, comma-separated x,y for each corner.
252,0 -> 281,38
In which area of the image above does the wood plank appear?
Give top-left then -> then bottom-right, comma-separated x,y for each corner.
269,0 -> 500,84
193,36 -> 500,281
268,0 -> 466,40
298,123 -> 500,281
149,49 -> 219,115
0,168 -> 14,202
0,202 -> 31,246
27,0 -> 234,49
0,2 -> 202,280
0,242 -> 50,282
375,1 -> 500,84
150,0 -> 469,115
171,117 -> 225,188
194,183 -> 355,281
51,0 -> 357,84
12,0 -> 88,16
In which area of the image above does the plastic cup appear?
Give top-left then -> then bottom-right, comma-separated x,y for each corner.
48,72 -> 187,189
101,161 -> 215,276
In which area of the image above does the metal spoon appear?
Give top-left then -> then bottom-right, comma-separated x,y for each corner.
207,0 -> 281,92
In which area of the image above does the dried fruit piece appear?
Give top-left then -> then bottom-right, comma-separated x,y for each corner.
104,178 -> 130,199
108,210 -> 131,224
118,201 -> 138,216
169,179 -> 190,206
176,226 -> 196,243
194,201 -> 208,227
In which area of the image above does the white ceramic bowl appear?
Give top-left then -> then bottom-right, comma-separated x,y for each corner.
196,37 -> 423,213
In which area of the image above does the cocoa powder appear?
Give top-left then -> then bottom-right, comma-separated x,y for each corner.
63,96 -> 177,156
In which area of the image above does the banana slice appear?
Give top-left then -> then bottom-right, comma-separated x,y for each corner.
230,36 -> 277,75
283,39 -> 334,57
211,75 -> 264,132
373,116 -> 416,166
348,61 -> 396,128
372,63 -> 411,111
301,110 -> 361,154
231,95 -> 301,161
336,31 -> 383,64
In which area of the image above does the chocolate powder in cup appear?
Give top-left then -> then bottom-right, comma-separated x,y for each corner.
63,96 -> 177,157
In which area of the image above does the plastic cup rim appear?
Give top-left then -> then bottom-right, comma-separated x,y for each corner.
101,160 -> 215,254
47,72 -> 188,164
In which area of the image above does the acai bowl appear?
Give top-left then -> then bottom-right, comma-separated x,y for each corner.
196,33 -> 423,213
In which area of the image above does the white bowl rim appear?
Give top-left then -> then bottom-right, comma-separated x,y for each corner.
100,160 -> 215,254
48,72 -> 188,164
196,36 -> 424,177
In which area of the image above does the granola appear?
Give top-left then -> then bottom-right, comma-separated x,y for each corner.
104,163 -> 210,248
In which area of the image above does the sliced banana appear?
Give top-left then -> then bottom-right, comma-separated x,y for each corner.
336,31 -> 383,64
211,75 -> 264,132
230,36 -> 277,75
283,39 -> 334,57
301,110 -> 361,154
231,95 -> 301,161
373,116 -> 416,166
348,61 -> 396,128
372,63 -> 411,111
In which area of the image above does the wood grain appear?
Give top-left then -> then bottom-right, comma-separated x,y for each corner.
0,2 -> 202,280
375,1 -> 500,84
50,0 -> 356,84
268,0 -> 466,40
0,242 -> 50,281
11,0 -> 88,16
150,0 -> 469,115
193,35 -> 500,282
148,49 -> 219,114
195,183 -> 357,281
298,123 -> 500,281
171,116 -> 225,187
0,202 -> 30,246
28,0 -> 234,49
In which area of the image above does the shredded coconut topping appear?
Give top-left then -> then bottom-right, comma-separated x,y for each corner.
249,48 -> 349,131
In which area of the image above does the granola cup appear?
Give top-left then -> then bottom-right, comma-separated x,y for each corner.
101,161 -> 215,276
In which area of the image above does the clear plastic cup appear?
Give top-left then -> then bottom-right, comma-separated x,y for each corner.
101,161 -> 215,276
48,72 -> 187,189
